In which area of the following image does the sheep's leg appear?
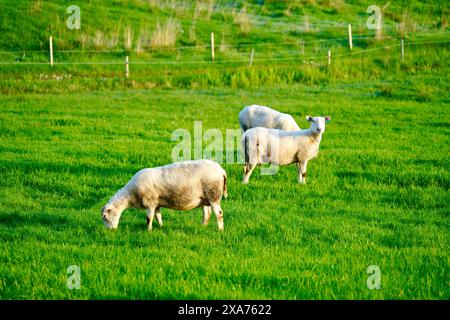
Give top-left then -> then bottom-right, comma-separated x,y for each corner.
211,203 -> 224,231
202,206 -> 211,225
146,207 -> 155,231
298,160 -> 308,184
297,163 -> 303,183
155,208 -> 163,228
243,163 -> 256,184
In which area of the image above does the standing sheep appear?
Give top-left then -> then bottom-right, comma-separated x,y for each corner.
101,160 -> 228,231
242,115 -> 331,184
238,105 -> 301,132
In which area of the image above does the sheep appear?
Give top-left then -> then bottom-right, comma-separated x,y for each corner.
101,159 -> 228,231
238,104 -> 301,132
242,115 -> 331,184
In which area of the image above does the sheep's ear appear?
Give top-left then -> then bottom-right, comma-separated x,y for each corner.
306,115 -> 313,122
325,116 -> 331,123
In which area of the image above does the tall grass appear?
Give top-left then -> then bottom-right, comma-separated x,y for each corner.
147,0 -> 159,10
303,15 -> 311,32
397,10 -> 422,37
194,0 -> 215,20
189,22 -> 197,43
93,31 -> 106,50
136,26 -> 151,53
124,25 -> 134,50
219,32 -> 229,53
150,18 -> 182,48
107,27 -> 120,49
79,33 -> 89,50
233,6 -> 251,35
27,0 -> 41,14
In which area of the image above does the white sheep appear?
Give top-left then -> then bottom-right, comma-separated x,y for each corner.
242,115 -> 330,184
101,159 -> 228,231
238,105 -> 300,132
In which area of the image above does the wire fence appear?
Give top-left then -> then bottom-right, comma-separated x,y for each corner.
0,37 -> 362,55
0,38 -> 448,67
1,33 -> 447,55
0,29 -> 447,94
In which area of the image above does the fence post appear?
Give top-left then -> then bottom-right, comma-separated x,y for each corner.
328,50 -> 331,66
125,56 -> 129,78
49,36 -> 54,67
210,32 -> 215,61
249,48 -> 254,66
348,24 -> 353,50
401,39 -> 404,62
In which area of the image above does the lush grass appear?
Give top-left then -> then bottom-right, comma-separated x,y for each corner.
0,82 -> 448,299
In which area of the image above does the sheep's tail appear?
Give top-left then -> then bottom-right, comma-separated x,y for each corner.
222,174 -> 228,199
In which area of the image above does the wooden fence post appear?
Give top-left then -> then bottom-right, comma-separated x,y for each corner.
348,24 -> 353,50
401,39 -> 404,62
249,48 -> 254,66
125,56 -> 129,78
210,32 -> 215,61
49,36 -> 54,67
328,50 -> 331,66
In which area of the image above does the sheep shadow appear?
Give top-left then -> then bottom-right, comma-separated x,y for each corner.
0,158 -> 139,211
0,158 -> 135,179
0,210 -> 70,230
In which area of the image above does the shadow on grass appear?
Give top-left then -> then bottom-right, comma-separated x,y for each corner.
0,158 -> 135,210
0,210 -> 70,229
335,169 -> 449,189
0,158 -> 133,179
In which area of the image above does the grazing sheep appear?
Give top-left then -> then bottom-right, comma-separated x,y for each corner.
101,160 -> 228,231
238,104 -> 301,132
242,115 -> 330,184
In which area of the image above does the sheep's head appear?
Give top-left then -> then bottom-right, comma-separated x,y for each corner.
306,115 -> 331,134
101,204 -> 121,229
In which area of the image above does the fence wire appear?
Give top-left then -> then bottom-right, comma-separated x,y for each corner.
0,39 -> 448,67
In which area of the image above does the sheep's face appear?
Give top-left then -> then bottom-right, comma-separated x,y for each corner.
306,115 -> 330,134
101,204 -> 121,229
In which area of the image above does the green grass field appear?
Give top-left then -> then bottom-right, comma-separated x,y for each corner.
1,83 -> 448,299
0,0 -> 449,300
